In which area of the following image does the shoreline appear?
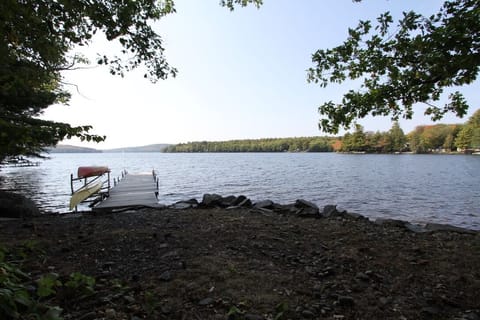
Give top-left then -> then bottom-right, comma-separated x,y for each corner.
2,191 -> 479,233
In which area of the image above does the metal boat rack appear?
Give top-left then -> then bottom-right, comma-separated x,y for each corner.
70,171 -> 112,211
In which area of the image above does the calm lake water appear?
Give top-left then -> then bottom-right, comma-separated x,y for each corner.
0,153 -> 479,229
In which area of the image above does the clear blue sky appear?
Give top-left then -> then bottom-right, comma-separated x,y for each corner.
42,0 -> 480,149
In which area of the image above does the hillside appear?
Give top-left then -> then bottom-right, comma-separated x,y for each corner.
49,144 -> 171,153
104,144 -> 170,153
47,144 -> 101,153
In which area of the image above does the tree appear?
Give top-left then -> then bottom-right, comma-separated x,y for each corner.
0,0 -> 262,161
455,109 -> 480,150
308,0 -> 480,133
408,126 -> 430,153
469,109 -> 480,149
443,133 -> 455,151
367,131 -> 389,153
455,126 -> 473,150
387,122 -> 406,152
341,124 -> 367,152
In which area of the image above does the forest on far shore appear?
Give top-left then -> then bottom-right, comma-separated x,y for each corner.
165,109 -> 480,154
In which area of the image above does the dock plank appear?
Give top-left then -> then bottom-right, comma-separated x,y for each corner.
94,173 -> 160,211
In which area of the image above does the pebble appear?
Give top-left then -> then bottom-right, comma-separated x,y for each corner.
355,272 -> 370,282
198,297 -> 214,306
421,306 -> 441,316
462,312 -> 480,320
102,261 -> 115,269
337,295 -> 355,307
159,270 -> 172,281
161,304 -> 172,314
379,297 -> 389,305
301,309 -> 315,318
105,308 -> 116,319
78,311 -> 96,320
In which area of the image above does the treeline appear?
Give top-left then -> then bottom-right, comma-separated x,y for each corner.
164,137 -> 335,153
340,123 -> 460,153
164,109 -> 480,153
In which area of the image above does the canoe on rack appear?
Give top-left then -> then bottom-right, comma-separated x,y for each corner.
77,166 -> 110,179
69,181 -> 103,210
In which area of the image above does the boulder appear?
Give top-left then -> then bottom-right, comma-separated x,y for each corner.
296,208 -> 320,218
322,205 -> 338,217
294,199 -> 320,217
254,200 -> 274,209
170,201 -> 196,210
424,223 -> 477,235
233,195 -> 252,208
341,211 -> 366,220
0,191 -> 41,218
275,203 -> 298,214
295,199 -> 319,210
237,197 -> 252,208
183,198 -> 199,205
201,194 -> 223,207
374,218 -> 407,228
220,195 -> 237,207
404,223 -> 428,233
233,195 -> 247,206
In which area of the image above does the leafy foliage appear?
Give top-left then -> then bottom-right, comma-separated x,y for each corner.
221,0 -> 263,11
455,108 -> 480,149
165,136 -> 336,153
341,124 -> 368,152
64,272 -> 95,297
407,124 -> 460,153
0,245 -> 63,320
37,273 -> 62,298
308,0 -> 480,133
0,243 -> 100,320
0,0 -> 266,161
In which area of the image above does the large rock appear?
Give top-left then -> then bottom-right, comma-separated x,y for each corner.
0,191 -> 41,218
322,205 -> 338,217
295,199 -> 319,210
374,218 -> 408,228
294,199 -> 320,218
254,200 -> 274,209
200,194 -> 253,208
201,194 -> 223,207
170,199 -> 198,210
424,223 -> 477,235
233,195 -> 252,208
220,195 -> 237,207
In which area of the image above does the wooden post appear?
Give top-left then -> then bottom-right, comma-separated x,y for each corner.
70,174 -> 74,194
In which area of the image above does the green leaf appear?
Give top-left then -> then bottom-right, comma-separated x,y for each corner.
37,273 -> 61,298
42,306 -> 63,320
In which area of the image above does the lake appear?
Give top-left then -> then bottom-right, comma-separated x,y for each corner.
0,153 -> 479,229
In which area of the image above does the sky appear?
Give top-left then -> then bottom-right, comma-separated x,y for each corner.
41,0 -> 480,149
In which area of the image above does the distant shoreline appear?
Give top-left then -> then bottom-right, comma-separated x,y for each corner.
48,147 -> 476,155
48,143 -> 171,153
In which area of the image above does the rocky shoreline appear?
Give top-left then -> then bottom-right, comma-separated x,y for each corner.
168,193 -> 478,235
1,193 -> 479,319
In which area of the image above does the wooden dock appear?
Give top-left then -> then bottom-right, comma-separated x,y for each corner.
93,172 -> 160,211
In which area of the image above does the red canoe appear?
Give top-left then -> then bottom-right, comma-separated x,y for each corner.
77,166 -> 110,178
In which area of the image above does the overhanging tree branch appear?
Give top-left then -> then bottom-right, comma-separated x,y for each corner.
309,0 -> 480,134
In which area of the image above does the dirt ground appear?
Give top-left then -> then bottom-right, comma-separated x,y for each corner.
1,207 -> 479,319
